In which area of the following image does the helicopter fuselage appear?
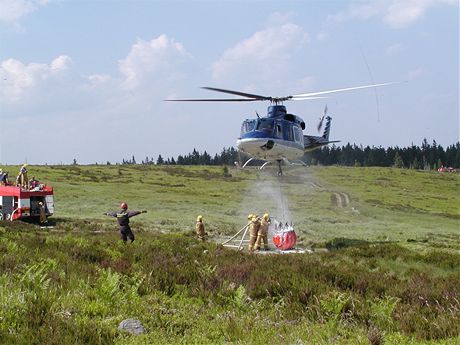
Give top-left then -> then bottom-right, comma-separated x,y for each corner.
236,105 -> 306,161
167,83 -> 398,167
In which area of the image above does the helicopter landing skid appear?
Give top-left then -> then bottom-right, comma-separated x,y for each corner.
259,160 -> 282,176
260,161 -> 271,169
240,158 -> 284,176
291,160 -> 308,167
241,157 -> 255,168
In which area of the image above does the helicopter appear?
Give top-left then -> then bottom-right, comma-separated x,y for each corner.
166,82 -> 398,175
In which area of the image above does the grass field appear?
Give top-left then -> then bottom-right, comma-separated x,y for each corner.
0,164 -> 459,344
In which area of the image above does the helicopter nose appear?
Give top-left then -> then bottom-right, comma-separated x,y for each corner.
237,137 -> 275,156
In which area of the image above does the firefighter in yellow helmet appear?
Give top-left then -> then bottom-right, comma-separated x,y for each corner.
248,214 -> 261,252
255,213 -> 271,251
195,215 -> 206,241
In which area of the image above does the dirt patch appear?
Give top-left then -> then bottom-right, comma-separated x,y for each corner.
331,192 -> 351,207
310,182 -> 323,188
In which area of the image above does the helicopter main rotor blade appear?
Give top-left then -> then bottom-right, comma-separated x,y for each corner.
165,98 -> 261,102
201,87 -> 271,100
166,81 -> 401,103
292,81 -> 400,98
290,96 -> 328,101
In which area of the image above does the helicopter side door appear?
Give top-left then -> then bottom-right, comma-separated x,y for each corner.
274,121 -> 283,139
255,118 -> 274,134
279,122 -> 304,146
282,122 -> 294,142
293,126 -> 304,146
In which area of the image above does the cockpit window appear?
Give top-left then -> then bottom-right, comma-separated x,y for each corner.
275,123 -> 283,138
241,120 -> 256,135
256,119 -> 274,132
294,127 -> 303,143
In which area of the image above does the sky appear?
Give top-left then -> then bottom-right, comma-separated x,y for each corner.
0,0 -> 458,164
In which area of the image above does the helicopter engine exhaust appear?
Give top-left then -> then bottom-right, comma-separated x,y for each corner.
260,140 -> 274,151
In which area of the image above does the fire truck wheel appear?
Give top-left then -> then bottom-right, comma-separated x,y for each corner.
0,214 -> 3,221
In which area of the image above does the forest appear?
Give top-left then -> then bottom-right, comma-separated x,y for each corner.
119,139 -> 460,169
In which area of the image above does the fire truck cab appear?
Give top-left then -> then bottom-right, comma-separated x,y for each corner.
0,184 -> 54,221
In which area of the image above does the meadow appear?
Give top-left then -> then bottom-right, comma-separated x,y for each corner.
0,164 -> 459,344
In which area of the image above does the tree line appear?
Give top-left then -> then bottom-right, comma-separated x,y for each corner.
118,139 -> 459,169
120,147 -> 240,166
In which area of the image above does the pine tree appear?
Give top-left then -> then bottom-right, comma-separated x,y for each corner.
393,152 -> 404,168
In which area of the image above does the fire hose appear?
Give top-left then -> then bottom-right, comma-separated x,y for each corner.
9,208 -> 19,222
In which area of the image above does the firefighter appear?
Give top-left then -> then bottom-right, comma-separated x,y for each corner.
38,201 -> 47,224
29,176 -> 39,190
195,215 -> 206,241
17,164 -> 29,189
0,169 -> 8,186
105,202 -> 146,243
248,214 -> 260,252
255,213 -> 271,251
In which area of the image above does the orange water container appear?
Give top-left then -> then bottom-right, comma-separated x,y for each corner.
272,229 -> 297,250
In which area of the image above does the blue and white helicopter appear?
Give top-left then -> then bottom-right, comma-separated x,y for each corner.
167,83 -> 396,175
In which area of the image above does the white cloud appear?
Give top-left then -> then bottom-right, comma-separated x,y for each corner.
327,1 -> 385,23
0,34 -> 192,119
407,67 -> 425,80
0,55 -> 71,102
316,31 -> 328,41
118,34 -> 191,90
212,22 -> 309,82
0,0 -> 53,24
383,0 -> 454,28
86,74 -> 111,86
386,43 -> 404,55
328,0 -> 458,29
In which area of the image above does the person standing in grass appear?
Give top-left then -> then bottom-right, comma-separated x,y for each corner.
248,214 -> 260,253
255,213 -> 271,251
38,201 -> 48,225
195,215 -> 206,241
104,202 -> 146,243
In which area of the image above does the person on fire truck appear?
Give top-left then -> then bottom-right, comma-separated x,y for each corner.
29,176 -> 39,190
17,164 -> 29,189
104,202 -> 146,243
0,169 -> 9,185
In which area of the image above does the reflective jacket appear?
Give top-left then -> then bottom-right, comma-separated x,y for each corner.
108,210 -> 141,227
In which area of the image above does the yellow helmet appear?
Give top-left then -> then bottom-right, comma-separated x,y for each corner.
263,213 -> 269,220
196,215 -> 203,221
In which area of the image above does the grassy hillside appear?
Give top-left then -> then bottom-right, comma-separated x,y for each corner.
0,165 -> 459,344
26,164 -> 460,251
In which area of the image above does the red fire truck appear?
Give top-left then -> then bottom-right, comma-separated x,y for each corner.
0,184 -> 54,221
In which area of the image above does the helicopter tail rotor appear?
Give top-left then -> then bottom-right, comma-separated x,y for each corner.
317,105 -> 328,132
